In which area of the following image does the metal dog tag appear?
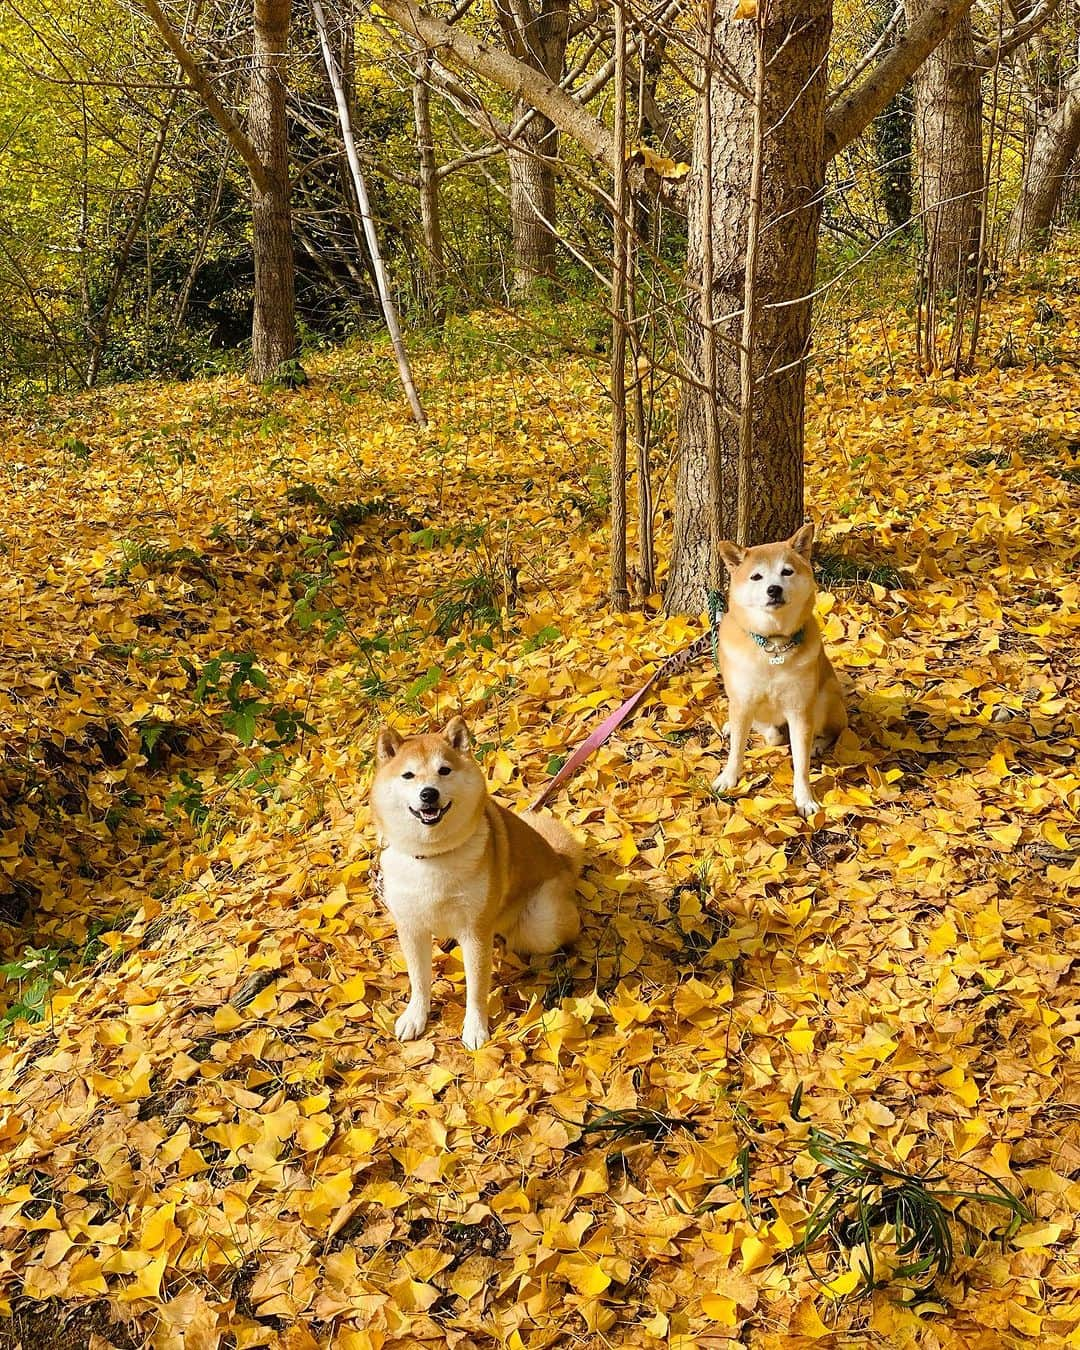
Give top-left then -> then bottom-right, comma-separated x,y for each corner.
769,653 -> 785,666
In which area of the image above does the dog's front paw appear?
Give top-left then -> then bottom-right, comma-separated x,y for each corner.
795,793 -> 822,819
712,769 -> 740,795
395,1002 -> 429,1041
461,1010 -> 489,1050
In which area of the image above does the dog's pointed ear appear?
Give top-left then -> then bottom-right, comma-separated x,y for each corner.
717,540 -> 745,573
788,522 -> 815,559
443,715 -> 471,755
375,727 -> 402,764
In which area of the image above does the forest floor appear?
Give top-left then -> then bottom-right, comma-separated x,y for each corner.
0,249 -> 1079,1348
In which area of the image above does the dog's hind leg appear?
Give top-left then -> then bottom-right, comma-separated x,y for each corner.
812,685 -> 848,760
756,722 -> 789,746
503,877 -> 580,957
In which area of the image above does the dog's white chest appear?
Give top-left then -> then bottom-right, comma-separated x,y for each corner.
379,833 -> 488,939
724,646 -> 809,719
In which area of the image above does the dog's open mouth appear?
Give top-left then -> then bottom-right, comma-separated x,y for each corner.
410,802 -> 451,826
765,597 -> 786,607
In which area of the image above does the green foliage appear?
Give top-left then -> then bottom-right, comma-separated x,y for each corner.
164,769 -> 209,829
105,538 -> 215,589
814,551 -> 904,591
0,946 -> 65,1033
409,522 -> 516,638
796,1126 -> 1030,1302
180,651 -> 316,748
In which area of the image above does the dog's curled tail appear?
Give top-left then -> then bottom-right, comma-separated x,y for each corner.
529,810 -> 585,878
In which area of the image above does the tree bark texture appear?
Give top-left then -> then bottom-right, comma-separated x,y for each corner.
1007,65 -> 1080,253
905,0 -> 983,292
250,0 -> 300,380
666,0 -> 832,615
497,0 -> 569,295
508,107 -> 561,293
412,48 -> 446,300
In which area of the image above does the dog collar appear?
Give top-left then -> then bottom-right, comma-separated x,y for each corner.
749,627 -> 805,665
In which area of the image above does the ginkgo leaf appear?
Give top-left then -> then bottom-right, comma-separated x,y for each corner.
0,246 -> 1076,1349
632,143 -> 691,180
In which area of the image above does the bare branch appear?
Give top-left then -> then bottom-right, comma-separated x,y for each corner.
139,0 -> 269,191
377,0 -> 618,173
975,0 -> 1060,67
823,0 -> 976,160
827,4 -> 902,106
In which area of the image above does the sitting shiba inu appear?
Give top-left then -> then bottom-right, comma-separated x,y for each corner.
711,523 -> 847,817
371,717 -> 582,1049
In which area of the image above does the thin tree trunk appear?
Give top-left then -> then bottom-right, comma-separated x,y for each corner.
610,0 -> 629,611
412,47 -> 446,306
508,111 -> 561,294
78,91 -> 92,349
1007,65 -> 1080,253
629,32 -> 654,596
500,0 -> 570,297
312,0 -> 427,426
906,0 -> 983,293
735,9 -> 766,548
250,0 -> 301,381
699,0 -> 722,604
167,146 -> 231,354
666,0 -> 832,614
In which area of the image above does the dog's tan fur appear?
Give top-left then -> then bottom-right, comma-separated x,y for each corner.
371,717 -> 581,1048
711,523 -> 847,817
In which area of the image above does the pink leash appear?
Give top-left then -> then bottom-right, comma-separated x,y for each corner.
528,629 -> 714,812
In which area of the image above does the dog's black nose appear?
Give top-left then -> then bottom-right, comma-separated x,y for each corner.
767,584 -> 784,600
419,786 -> 440,806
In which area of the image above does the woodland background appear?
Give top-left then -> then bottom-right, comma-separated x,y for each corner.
0,0 -> 1079,1344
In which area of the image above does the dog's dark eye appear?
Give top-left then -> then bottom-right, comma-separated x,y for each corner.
401,771 -> 415,780
781,567 -> 793,576
750,572 -> 763,581
438,765 -> 451,776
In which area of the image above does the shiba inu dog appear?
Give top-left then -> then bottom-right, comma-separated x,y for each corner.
371,717 -> 582,1049
711,523 -> 847,817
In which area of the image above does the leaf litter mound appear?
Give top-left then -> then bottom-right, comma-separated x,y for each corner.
0,268 -> 1078,1346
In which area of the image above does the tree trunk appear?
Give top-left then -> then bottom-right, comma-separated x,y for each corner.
666,0 -> 832,614
250,0 -> 300,381
1007,66 -> 1080,253
499,0 -> 569,298
632,28 -> 670,242
508,108 -> 560,294
905,0 -> 983,292
412,48 -> 446,304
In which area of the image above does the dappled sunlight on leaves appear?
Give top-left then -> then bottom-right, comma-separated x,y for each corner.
0,260 -> 1077,1343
